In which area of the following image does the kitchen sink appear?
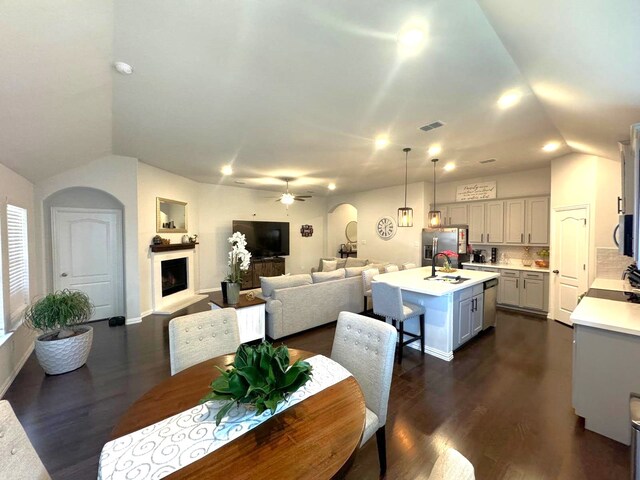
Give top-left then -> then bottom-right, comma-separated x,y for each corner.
424,275 -> 470,284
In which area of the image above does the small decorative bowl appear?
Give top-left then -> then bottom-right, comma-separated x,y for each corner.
161,238 -> 171,245
535,260 -> 549,268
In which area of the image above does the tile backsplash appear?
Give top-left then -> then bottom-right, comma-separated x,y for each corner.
596,247 -> 633,279
473,245 -> 546,265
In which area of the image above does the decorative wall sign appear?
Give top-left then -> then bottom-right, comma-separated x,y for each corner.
456,181 -> 497,202
376,216 -> 396,240
300,225 -> 314,237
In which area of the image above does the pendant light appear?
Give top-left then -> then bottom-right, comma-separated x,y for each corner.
428,158 -> 442,228
397,147 -> 414,227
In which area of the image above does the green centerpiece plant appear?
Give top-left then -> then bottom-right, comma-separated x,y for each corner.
200,342 -> 313,426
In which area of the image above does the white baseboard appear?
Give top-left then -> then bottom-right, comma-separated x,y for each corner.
0,341 -> 34,398
198,288 -> 220,294
126,316 -> 142,325
140,309 -> 153,319
407,342 -> 453,362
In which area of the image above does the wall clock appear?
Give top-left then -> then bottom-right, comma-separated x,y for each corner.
376,216 -> 396,240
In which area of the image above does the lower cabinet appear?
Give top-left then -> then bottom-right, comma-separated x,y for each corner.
241,258 -> 286,289
453,284 -> 484,350
498,269 -> 548,312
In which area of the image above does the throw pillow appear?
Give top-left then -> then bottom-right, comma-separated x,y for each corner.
335,258 -> 347,269
367,263 -> 389,274
261,274 -> 312,297
321,259 -> 338,272
345,266 -> 368,277
345,257 -> 367,268
311,269 -> 346,284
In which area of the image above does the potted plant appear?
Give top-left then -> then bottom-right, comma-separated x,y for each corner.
200,342 -> 313,425
24,289 -> 94,375
440,250 -> 458,272
225,231 -> 252,305
536,248 -> 550,268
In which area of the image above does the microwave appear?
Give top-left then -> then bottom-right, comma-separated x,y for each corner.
616,214 -> 634,257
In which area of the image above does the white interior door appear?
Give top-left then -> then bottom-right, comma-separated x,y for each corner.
52,208 -> 124,321
553,206 -> 589,325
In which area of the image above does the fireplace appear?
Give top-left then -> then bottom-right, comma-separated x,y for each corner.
161,258 -> 188,297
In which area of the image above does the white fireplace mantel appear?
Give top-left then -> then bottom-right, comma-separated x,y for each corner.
151,249 -> 206,314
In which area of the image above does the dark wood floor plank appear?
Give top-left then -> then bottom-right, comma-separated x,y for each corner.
4,299 -> 629,479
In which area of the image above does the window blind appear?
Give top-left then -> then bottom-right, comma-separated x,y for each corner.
7,204 -> 29,328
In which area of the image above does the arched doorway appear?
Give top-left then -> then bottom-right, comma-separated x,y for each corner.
327,203 -> 357,257
44,187 -> 126,321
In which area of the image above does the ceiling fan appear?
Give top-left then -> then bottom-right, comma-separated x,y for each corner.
276,178 -> 312,205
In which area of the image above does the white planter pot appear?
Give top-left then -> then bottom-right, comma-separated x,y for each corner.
34,326 -> 94,375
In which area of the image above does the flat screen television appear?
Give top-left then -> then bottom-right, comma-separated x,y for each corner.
232,220 -> 290,258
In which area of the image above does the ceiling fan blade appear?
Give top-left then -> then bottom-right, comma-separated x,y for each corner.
294,198 -> 306,202
295,195 -> 312,199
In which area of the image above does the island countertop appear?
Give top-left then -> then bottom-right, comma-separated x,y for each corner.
373,267 -> 499,296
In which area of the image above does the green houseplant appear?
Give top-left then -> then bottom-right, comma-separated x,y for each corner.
200,342 -> 313,425
24,289 -> 95,375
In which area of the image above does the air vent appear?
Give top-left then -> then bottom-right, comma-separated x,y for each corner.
479,158 -> 496,164
419,121 -> 446,132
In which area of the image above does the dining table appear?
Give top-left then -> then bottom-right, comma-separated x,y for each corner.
106,348 -> 366,479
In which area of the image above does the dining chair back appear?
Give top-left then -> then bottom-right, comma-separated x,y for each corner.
361,267 -> 378,312
169,308 -> 241,375
0,400 -> 51,480
428,448 -> 475,480
401,262 -> 417,270
330,311 -> 397,474
371,281 -> 426,364
384,264 -> 399,273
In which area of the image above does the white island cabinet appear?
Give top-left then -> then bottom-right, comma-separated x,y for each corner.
373,267 -> 499,361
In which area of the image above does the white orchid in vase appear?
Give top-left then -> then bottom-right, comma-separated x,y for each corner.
226,232 -> 252,284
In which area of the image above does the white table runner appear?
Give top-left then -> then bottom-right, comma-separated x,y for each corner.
98,355 -> 351,480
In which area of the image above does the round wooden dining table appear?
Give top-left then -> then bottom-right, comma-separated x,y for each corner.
110,349 -> 366,479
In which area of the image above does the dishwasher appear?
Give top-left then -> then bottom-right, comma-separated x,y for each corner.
483,278 -> 498,329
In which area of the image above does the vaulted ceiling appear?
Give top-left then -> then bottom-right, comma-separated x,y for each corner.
1,0 -> 639,194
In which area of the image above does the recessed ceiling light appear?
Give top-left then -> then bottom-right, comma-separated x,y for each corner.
114,62 -> 134,75
220,165 -> 233,175
328,183 -> 336,191
397,22 -> 427,56
428,144 -> 442,156
542,142 -> 560,152
375,135 -> 390,149
443,162 -> 456,172
497,91 -> 521,109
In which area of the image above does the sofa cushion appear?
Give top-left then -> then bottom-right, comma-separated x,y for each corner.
316,257 -> 346,272
312,269 -> 346,283
321,259 -> 338,272
345,257 -> 367,268
367,262 -> 389,274
345,266 -> 369,278
261,274 -> 312,297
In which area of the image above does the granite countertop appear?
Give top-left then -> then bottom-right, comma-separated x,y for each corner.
374,267 -> 499,297
461,262 -> 550,273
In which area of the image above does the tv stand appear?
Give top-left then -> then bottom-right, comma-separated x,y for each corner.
241,257 -> 285,290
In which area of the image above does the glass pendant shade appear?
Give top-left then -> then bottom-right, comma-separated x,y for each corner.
428,210 -> 442,228
398,207 -> 414,227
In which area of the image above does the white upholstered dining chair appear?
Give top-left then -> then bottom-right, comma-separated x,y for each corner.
384,264 -> 399,273
330,312 -> 397,475
0,400 -> 51,480
361,267 -> 378,312
401,262 -> 417,270
428,448 -> 475,480
169,308 -> 241,375
371,281 -> 425,364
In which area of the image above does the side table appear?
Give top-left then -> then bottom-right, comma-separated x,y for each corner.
209,291 -> 266,343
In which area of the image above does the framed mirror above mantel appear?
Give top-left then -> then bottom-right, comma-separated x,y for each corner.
156,197 -> 188,233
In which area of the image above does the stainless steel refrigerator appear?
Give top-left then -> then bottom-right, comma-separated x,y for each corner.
422,226 -> 470,268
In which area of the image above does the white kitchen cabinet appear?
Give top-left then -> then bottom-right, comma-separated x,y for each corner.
485,201 -> 504,244
468,203 -> 486,243
505,199 -> 526,244
457,297 -> 473,346
519,272 -> 546,311
619,141 -> 635,215
525,197 -> 550,245
500,272 -> 520,306
453,284 -> 485,350
448,204 -> 469,226
472,292 -> 484,335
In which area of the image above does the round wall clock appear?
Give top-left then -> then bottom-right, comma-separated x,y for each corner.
376,216 -> 396,240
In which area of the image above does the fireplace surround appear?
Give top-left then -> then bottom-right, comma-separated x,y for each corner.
151,249 -> 206,314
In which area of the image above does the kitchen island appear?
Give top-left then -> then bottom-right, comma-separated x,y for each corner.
373,267 -> 500,361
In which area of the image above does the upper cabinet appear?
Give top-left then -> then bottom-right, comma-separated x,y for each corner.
485,201 -> 504,244
449,204 -> 469,226
505,199 -> 526,244
619,141 -> 635,215
526,197 -> 550,245
468,203 -> 486,243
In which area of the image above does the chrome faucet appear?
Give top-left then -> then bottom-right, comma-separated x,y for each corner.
430,252 -> 451,278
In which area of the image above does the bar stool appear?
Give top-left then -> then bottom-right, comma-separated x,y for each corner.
371,282 -> 425,364
361,267 -> 379,313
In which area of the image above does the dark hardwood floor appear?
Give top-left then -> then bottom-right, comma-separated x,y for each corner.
4,298 -> 629,479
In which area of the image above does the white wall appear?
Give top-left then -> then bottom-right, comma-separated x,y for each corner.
329,182 -> 425,266
0,162 -> 40,396
197,184 -> 327,291
327,204 -> 357,256
137,163 -> 201,315
35,155 -> 141,321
